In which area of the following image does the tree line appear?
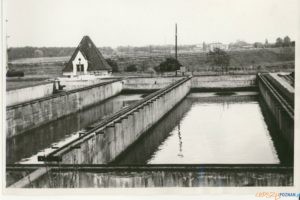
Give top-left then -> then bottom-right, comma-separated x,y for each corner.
8,47 -> 115,60
253,36 -> 295,48
8,36 -> 294,61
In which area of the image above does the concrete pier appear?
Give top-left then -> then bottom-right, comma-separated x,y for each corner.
191,75 -> 256,91
41,77 -> 192,164
258,73 -> 294,149
122,77 -> 182,92
122,75 -> 257,92
6,81 -> 55,106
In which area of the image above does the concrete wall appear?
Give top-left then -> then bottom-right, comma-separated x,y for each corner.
27,168 -> 293,187
258,75 -> 294,149
58,79 -> 109,91
122,75 -> 256,92
6,82 -> 54,106
6,93 -> 131,164
7,165 -> 292,188
57,77 -> 192,164
267,73 -> 294,105
122,77 -> 182,91
6,80 -> 123,138
191,75 -> 256,90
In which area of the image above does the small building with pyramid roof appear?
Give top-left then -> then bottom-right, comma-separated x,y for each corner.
62,36 -> 112,78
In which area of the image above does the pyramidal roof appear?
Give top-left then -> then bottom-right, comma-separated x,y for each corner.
63,36 -> 111,72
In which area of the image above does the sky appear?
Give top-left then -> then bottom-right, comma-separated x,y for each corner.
6,0 -> 299,47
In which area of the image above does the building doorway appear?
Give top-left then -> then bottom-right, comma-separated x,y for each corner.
76,64 -> 84,74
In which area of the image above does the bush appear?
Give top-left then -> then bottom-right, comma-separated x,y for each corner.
206,48 -> 230,72
105,58 -> 119,72
6,70 -> 24,77
155,57 -> 181,72
126,64 -> 138,72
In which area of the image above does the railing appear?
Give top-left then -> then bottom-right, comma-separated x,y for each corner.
258,73 -> 293,119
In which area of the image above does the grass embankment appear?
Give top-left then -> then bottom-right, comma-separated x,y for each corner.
8,47 -> 295,78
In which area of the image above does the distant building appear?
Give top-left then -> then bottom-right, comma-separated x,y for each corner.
207,42 -> 228,51
228,40 -> 254,50
193,44 -> 203,52
62,36 -> 112,79
240,44 -> 254,49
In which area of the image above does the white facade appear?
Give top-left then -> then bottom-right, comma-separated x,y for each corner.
72,50 -> 88,75
63,50 -> 111,79
208,43 -> 228,51
63,51 -> 88,77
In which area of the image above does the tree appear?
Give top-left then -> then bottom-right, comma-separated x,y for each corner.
34,49 -> 44,57
283,36 -> 291,47
140,60 -> 150,72
126,64 -> 138,72
206,48 -> 230,73
291,41 -> 295,47
275,37 -> 283,47
279,47 -> 295,61
253,42 -> 264,48
99,47 -> 115,56
105,58 -> 119,72
6,69 -> 24,77
155,57 -> 181,72
265,39 -> 269,48
203,42 -> 207,51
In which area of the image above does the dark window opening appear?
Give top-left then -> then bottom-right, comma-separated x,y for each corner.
76,64 -> 84,72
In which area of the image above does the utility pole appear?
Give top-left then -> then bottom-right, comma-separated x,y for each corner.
175,23 -> 178,60
6,19 -> 9,72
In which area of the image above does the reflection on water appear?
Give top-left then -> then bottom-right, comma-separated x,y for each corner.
116,92 -> 290,165
113,95 -> 192,164
6,94 -> 145,164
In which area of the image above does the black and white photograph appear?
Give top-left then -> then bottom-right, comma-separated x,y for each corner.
1,0 -> 299,198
